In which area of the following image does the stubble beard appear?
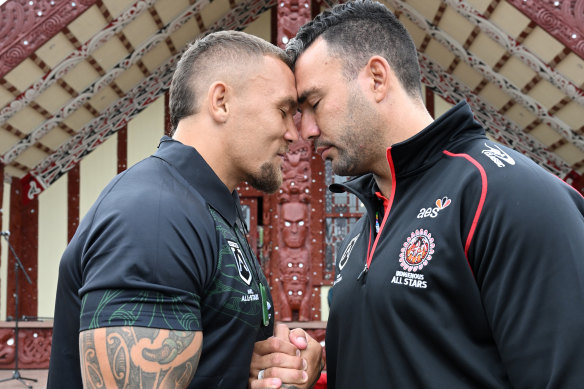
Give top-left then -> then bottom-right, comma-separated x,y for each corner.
331,87 -> 381,177
330,129 -> 374,177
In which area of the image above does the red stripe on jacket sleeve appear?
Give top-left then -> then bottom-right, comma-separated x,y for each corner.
443,150 -> 488,273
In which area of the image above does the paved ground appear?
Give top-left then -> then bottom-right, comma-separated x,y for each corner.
0,370 -> 47,388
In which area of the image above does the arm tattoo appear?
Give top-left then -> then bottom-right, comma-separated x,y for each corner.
80,327 -> 202,389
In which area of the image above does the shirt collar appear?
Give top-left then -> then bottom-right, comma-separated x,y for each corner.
154,136 -> 241,226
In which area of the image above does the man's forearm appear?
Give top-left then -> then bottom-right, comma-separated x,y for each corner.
79,326 -> 202,388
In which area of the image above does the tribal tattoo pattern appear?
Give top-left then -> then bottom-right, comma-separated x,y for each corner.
79,326 -> 202,389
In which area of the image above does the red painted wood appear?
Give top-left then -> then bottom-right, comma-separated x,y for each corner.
7,178 -> 38,319
67,164 -> 79,242
0,0 -> 98,78
117,125 -> 127,174
0,324 -> 52,369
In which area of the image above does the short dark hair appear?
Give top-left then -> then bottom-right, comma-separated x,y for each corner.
287,0 -> 422,99
169,30 -> 291,134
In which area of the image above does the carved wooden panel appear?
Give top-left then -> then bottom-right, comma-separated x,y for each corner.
271,140 -> 314,321
0,0 -> 98,78
276,0 -> 312,48
0,327 -> 52,369
7,178 -> 38,319
507,0 -> 584,59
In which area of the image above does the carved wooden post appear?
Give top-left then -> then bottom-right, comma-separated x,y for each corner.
272,140 -> 313,321
266,2 -> 326,322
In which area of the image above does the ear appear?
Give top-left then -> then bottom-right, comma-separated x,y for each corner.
207,81 -> 229,123
365,56 -> 391,103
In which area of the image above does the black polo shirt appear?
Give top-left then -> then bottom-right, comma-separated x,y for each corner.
48,136 -> 274,388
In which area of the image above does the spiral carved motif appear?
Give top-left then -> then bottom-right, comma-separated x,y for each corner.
537,9 -> 559,30
41,15 -> 63,36
0,0 -> 97,78
4,46 -> 27,66
0,2 -> 32,47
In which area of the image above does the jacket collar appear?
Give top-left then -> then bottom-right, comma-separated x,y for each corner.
154,136 -> 241,226
390,101 -> 483,178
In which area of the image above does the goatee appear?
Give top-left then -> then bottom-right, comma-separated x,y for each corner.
247,162 -> 282,194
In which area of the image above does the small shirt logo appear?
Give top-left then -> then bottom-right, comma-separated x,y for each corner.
228,240 -> 252,285
399,229 -> 435,272
338,233 -> 360,271
417,196 -> 451,219
482,143 -> 515,167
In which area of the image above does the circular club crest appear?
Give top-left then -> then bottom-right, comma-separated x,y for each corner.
399,229 -> 435,272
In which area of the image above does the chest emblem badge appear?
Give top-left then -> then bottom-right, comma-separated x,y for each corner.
228,240 -> 252,285
399,229 -> 435,272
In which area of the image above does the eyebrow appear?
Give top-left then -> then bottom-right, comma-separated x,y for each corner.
298,87 -> 319,105
280,96 -> 298,113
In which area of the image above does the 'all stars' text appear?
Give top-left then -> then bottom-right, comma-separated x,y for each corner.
391,270 -> 427,288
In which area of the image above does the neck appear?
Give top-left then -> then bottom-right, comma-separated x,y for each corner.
373,173 -> 393,200
371,96 -> 433,199
173,117 -> 238,192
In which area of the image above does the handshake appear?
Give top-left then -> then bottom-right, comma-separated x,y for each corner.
249,323 -> 324,389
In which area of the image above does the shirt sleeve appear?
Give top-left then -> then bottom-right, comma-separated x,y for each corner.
78,173 -> 217,332
469,156 -> 584,388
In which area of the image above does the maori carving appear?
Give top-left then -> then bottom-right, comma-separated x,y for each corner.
0,0 -> 97,78
269,0 -> 317,322
0,327 -> 52,369
276,202 -> 312,321
0,329 -> 15,366
280,139 -> 312,202
507,0 -> 584,59
276,0 -> 312,48
274,139 -> 314,321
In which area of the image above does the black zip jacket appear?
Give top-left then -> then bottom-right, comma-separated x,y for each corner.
326,101 -> 584,388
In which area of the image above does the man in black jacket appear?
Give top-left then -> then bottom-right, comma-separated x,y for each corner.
254,1 -> 584,387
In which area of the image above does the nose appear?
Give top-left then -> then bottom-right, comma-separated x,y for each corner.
300,111 -> 320,140
284,114 -> 300,143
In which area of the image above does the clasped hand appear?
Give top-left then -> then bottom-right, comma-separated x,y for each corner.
249,323 -> 323,389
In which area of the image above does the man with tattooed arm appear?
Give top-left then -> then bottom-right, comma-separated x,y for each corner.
47,30 -> 322,389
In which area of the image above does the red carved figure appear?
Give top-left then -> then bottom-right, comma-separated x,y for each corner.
276,202 -> 312,321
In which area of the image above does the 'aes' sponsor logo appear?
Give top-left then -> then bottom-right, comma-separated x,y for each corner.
417,196 -> 451,219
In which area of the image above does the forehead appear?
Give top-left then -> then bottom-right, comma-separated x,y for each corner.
294,38 -> 343,98
254,55 -> 295,93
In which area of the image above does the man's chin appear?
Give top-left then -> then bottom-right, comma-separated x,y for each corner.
247,171 -> 282,194
250,182 -> 280,194
331,161 -> 361,178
